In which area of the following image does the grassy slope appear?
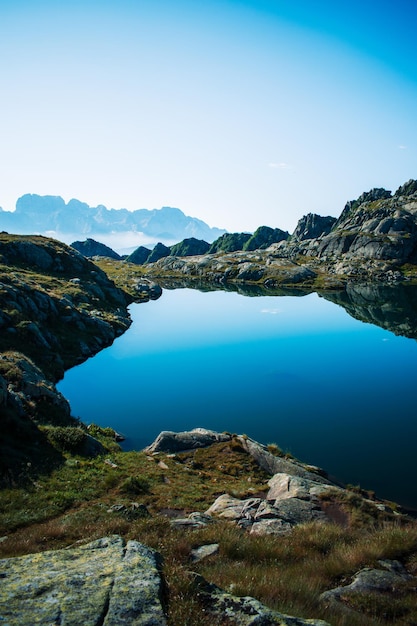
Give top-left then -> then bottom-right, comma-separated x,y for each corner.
1,435 -> 417,626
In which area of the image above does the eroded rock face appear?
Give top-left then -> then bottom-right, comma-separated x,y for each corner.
0,536 -> 167,626
146,428 -> 232,453
292,214 -> 336,241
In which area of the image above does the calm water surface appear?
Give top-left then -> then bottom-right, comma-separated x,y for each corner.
58,288 -> 417,509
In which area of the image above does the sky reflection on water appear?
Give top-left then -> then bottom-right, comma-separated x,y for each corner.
58,288 -> 417,509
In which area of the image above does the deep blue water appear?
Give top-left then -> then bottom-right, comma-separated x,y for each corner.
58,288 -> 417,509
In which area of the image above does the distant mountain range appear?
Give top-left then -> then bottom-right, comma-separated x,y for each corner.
0,194 -> 226,246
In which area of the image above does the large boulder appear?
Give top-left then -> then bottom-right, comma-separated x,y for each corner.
0,536 -> 167,626
146,428 -> 232,453
320,559 -> 414,613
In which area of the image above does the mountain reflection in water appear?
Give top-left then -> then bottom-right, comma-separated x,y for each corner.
58,283 -> 417,510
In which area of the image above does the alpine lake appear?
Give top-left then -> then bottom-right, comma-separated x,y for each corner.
58,283 -> 417,511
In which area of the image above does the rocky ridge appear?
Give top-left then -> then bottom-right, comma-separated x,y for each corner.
0,194 -> 226,242
136,179 -> 417,287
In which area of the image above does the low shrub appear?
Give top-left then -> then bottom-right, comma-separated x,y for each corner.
120,475 -> 150,495
46,426 -> 86,452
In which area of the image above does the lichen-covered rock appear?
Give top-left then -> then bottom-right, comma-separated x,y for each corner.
193,573 -> 331,625
0,535 -> 167,626
146,428 -> 232,453
320,559 -> 414,610
267,473 -> 340,501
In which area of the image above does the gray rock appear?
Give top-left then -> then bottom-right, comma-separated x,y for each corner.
236,436 -> 332,485
206,494 -> 262,521
292,213 -> 336,241
190,543 -> 219,562
0,535 -> 167,625
320,559 -> 413,608
267,473 -> 340,502
133,279 -> 163,300
206,492 -> 327,535
193,573 -> 332,625
146,428 -> 232,453
171,512 -> 214,530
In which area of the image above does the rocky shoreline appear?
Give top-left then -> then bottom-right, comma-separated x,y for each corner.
130,180 -> 417,289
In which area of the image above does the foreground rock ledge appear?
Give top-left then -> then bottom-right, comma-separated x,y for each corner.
0,534 -> 332,626
0,536 -> 167,626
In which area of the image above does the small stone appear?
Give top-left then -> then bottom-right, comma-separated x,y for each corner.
190,544 -> 219,562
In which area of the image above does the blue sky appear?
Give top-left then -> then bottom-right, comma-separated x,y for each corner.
0,0 -> 416,233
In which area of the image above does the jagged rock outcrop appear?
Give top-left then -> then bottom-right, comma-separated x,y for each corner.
140,179 -> 417,286
70,238 -> 121,260
0,535 -> 168,626
309,180 -> 417,271
292,213 -> 336,241
146,428 -> 232,453
143,250 -> 316,286
156,430 -> 396,536
0,352 -> 71,421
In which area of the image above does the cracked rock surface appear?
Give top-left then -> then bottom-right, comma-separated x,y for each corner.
0,535 -> 167,626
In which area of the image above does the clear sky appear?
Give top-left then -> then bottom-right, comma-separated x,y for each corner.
1,0 -> 416,233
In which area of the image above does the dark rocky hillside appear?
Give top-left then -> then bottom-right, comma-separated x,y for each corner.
0,234 -> 132,484
70,238 -> 122,260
